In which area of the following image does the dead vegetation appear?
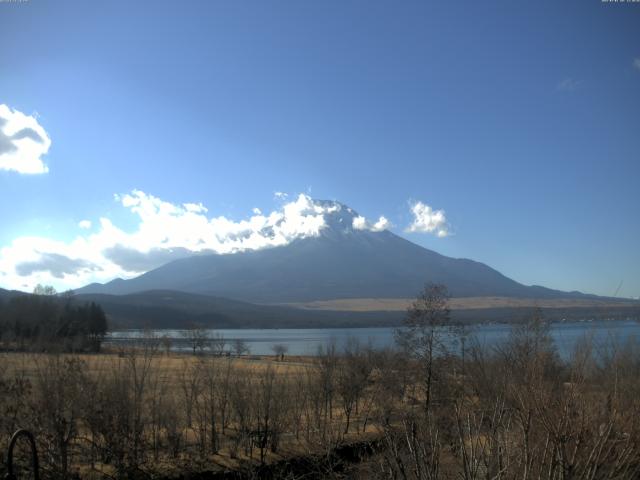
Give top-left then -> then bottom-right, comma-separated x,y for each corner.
2,288 -> 640,479
0,338 -> 408,479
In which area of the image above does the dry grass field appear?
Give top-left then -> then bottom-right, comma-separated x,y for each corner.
1,350 -> 315,380
285,296 -> 640,311
3,314 -> 640,479
0,346 -> 397,479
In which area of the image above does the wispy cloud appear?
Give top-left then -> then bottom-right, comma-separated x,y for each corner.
0,104 -> 51,174
556,77 -> 581,92
274,191 -> 288,200
405,201 -> 449,237
633,58 -> 640,71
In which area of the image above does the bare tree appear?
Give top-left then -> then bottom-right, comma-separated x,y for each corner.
182,325 -> 210,355
395,283 -> 454,414
272,343 -> 288,361
210,331 -> 226,356
315,342 -> 339,445
336,338 -> 371,434
33,284 -> 57,296
32,355 -> 86,477
232,338 -> 250,357
160,334 -> 172,355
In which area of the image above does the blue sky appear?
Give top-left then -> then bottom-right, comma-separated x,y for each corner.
0,0 -> 639,297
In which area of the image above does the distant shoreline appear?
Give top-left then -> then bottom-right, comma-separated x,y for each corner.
282,296 -> 640,312
108,316 -> 640,333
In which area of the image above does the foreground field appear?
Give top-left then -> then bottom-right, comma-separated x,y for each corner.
0,345 -> 401,479
3,318 -> 640,479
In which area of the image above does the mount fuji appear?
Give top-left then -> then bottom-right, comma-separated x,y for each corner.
77,200 -> 591,303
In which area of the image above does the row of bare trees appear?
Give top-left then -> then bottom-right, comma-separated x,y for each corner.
1,284 -> 640,479
0,337 -> 412,479
374,285 -> 640,480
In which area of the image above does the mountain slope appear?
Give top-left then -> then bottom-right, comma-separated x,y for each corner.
0,287 -> 26,301
77,200 -> 594,303
0,288 -> 10,301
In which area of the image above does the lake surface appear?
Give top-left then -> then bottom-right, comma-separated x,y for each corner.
107,319 -> 640,358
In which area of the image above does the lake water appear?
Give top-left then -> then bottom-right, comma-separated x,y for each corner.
107,319 -> 640,358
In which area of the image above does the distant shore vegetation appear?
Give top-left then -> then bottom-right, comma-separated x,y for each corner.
0,285 -> 108,353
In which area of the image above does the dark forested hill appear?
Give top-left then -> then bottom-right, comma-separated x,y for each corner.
76,290 -> 402,329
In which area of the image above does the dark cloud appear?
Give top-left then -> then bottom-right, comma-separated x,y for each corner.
0,118 -> 16,155
15,253 -> 101,279
103,245 -> 198,272
0,114 -> 44,156
11,127 -> 44,143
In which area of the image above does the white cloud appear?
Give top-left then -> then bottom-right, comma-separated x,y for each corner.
183,202 -> 208,214
634,58 -> 640,71
0,191 -> 348,291
0,104 -> 51,174
0,235 -> 113,292
352,216 -> 367,230
274,191 -> 288,200
0,191 -> 401,291
111,190 -> 335,256
352,215 -> 391,232
405,201 -> 449,237
372,216 -> 391,231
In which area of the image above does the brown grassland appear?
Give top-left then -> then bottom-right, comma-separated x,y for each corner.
2,320 -> 640,479
2,288 -> 640,480
1,342 -> 399,479
285,296 -> 640,312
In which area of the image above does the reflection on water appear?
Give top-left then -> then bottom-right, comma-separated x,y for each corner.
107,319 -> 640,358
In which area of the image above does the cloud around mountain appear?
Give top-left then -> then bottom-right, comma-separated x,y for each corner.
0,190 -> 449,292
352,215 -> 391,232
